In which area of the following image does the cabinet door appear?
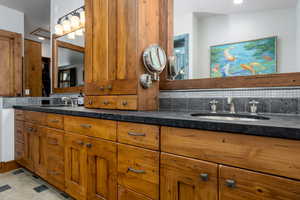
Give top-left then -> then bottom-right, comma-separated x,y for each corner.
118,185 -> 152,200
15,120 -> 26,165
33,126 -> 47,179
65,133 -> 88,200
219,165 -> 300,200
23,123 -> 36,171
87,137 -> 117,200
85,0 -> 137,96
160,153 -> 218,200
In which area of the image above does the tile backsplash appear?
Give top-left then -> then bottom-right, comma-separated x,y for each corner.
160,87 -> 300,114
0,97 -> 62,109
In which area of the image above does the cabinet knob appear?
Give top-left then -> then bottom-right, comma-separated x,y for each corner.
86,143 -> 93,148
122,101 -> 128,106
99,86 -> 104,91
200,173 -> 209,182
225,179 -> 236,188
106,85 -> 112,90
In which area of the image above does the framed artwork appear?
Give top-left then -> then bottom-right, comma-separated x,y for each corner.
210,36 -> 277,78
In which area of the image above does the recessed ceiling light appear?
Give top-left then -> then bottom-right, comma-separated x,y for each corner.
234,0 -> 244,5
38,37 -> 45,40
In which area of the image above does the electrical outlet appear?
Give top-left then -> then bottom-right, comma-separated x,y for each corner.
25,89 -> 30,95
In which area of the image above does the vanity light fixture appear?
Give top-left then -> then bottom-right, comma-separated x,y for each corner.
234,0 -> 244,5
55,6 -> 85,36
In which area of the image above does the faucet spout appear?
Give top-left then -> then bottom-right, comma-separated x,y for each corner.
227,97 -> 236,114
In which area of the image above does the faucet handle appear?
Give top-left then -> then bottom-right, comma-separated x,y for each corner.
209,100 -> 218,113
249,100 -> 259,114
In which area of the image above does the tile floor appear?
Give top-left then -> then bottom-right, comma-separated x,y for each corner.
0,169 -> 72,200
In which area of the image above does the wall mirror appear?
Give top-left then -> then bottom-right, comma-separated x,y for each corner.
53,30 -> 85,93
161,0 -> 300,89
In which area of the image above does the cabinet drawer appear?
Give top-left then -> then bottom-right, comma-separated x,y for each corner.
46,128 -> 64,155
85,96 -> 117,109
15,120 -> 24,143
64,115 -> 117,141
161,126 -> 300,180
219,165 -> 300,200
118,144 -> 159,200
15,110 -> 24,121
47,114 -> 64,129
24,111 -> 46,125
117,122 -> 159,150
117,96 -> 138,110
118,185 -> 153,200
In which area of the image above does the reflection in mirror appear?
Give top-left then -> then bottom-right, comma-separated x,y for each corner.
54,30 -> 85,89
173,0 -> 300,80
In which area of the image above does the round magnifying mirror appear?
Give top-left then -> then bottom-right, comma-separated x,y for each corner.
143,45 -> 167,79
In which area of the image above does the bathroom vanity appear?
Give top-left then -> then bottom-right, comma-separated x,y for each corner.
13,106 -> 300,200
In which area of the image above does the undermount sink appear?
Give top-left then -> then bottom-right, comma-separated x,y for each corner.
40,104 -> 71,108
191,113 -> 270,122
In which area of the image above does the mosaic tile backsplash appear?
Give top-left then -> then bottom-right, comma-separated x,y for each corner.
0,97 -> 62,109
160,87 -> 300,114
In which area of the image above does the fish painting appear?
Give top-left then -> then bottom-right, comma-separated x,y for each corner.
210,37 -> 277,78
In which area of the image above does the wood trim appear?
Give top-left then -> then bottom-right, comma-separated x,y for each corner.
0,161 -> 20,173
160,72 -> 300,90
159,0 -> 300,90
52,34 -> 85,94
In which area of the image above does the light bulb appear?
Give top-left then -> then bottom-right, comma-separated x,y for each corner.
62,19 -> 71,32
67,32 -> 75,39
234,0 -> 243,4
80,10 -> 85,25
75,28 -> 83,36
70,15 -> 80,29
55,24 -> 64,35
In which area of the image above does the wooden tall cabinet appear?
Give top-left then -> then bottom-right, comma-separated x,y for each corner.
0,30 -> 22,96
84,0 -> 160,111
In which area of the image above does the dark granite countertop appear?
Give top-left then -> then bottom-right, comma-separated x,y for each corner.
13,105 -> 300,141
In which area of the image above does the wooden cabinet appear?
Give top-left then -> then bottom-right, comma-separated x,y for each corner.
87,137 -> 117,200
23,123 -> 36,171
219,165 -> 300,200
46,128 -> 65,191
160,153 -> 218,200
33,126 -> 47,179
118,144 -> 159,200
65,133 -> 88,200
0,30 -> 22,96
85,0 -> 160,111
118,185 -> 153,200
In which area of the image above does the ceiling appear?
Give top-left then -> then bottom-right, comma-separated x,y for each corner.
0,0 -> 50,41
175,0 -> 299,15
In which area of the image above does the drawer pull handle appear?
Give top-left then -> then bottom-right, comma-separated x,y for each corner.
122,101 -> 128,106
200,173 -> 209,182
86,143 -> 93,148
80,124 -> 92,129
27,127 -> 34,132
103,101 -> 110,105
127,168 -> 146,174
76,140 -> 84,146
225,179 -> 236,188
48,138 -> 58,146
48,171 -> 60,176
88,100 -> 93,105
50,119 -> 60,123
128,132 -> 146,137
107,85 -> 113,90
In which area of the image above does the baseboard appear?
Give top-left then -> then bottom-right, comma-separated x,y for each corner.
0,161 -> 20,173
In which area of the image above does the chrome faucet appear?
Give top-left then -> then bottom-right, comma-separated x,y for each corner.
61,97 -> 73,106
227,97 -> 235,114
249,100 -> 259,115
209,100 -> 218,113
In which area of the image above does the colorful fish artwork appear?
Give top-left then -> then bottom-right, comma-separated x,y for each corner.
210,37 -> 277,78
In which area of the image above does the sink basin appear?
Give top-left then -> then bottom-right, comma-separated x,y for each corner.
191,113 -> 270,121
40,104 -> 71,108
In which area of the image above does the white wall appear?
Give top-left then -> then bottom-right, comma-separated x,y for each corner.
297,2 -> 300,68
195,8 -> 298,78
0,5 -> 24,36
